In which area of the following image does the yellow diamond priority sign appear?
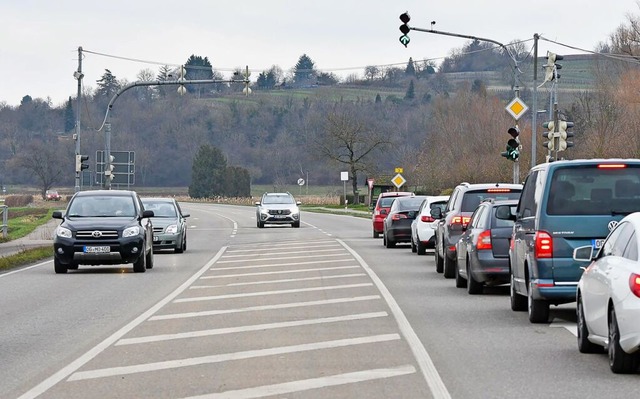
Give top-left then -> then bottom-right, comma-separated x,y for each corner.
505,97 -> 529,120
391,173 -> 406,189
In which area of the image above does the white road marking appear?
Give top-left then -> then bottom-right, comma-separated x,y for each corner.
225,243 -> 340,253
199,265 -> 361,280
192,273 -> 366,288
216,253 -> 350,263
117,312 -> 388,345
337,239 -> 452,399
16,247 -> 229,399
221,248 -> 346,258
210,258 -> 355,271
0,259 -> 51,278
68,334 -> 401,381
549,319 -> 578,336
149,295 -> 381,321
181,365 -> 417,399
174,283 -> 374,303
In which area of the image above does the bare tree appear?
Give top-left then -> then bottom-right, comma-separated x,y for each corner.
11,140 -> 65,198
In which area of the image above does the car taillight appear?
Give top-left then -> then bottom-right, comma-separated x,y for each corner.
598,164 -> 627,169
534,231 -> 553,258
476,230 -> 492,250
392,213 -> 407,221
629,274 -> 640,298
487,188 -> 512,193
451,215 -> 471,226
421,215 -> 435,223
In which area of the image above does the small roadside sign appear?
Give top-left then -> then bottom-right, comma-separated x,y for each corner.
505,97 -> 529,120
367,178 -> 374,190
391,174 -> 406,189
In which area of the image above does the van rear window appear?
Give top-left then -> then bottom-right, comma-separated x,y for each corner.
461,190 -> 521,212
547,165 -> 640,215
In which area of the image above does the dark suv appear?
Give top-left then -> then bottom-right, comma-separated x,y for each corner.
432,182 -> 522,278
499,159 -> 640,323
52,190 -> 155,274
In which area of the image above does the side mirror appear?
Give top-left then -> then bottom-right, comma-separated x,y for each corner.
142,210 -> 154,218
296,201 -> 302,205
380,209 -> 388,216
182,213 -> 190,218
255,201 -> 261,206
573,245 -> 594,262
52,210 -> 63,219
430,207 -> 443,219
495,205 -> 516,221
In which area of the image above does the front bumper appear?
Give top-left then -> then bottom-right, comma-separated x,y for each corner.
152,232 -> 182,250
53,235 -> 146,266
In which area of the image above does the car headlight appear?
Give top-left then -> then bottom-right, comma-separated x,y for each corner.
123,226 -> 141,237
165,224 -> 178,234
56,226 -> 72,238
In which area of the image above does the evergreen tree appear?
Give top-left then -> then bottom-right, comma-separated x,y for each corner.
293,54 -> 316,86
156,65 -> 171,97
185,55 -> 214,96
405,57 -> 416,76
375,93 -> 382,103
405,80 -> 416,100
64,97 -> 75,132
189,144 -> 228,198
95,69 -> 120,100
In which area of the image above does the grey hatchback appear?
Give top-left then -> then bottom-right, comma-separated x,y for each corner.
454,199 -> 518,294
141,197 -> 189,253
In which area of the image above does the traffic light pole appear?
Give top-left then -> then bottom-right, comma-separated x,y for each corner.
98,73 -> 251,189
74,47 -> 83,192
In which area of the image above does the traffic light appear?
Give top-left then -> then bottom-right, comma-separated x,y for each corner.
542,121 -> 555,150
105,155 -> 115,182
177,65 -> 186,95
501,127 -> 520,161
557,120 -> 575,152
543,51 -> 563,83
399,12 -> 410,47
75,154 -> 89,173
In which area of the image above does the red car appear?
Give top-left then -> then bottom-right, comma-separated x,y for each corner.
45,190 -> 61,201
371,191 -> 413,238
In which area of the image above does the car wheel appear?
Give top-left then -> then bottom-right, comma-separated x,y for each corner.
467,261 -> 483,295
527,280 -> 549,323
54,257 -> 68,274
510,273 -> 527,311
373,230 -> 379,238
183,235 -> 187,252
455,261 -> 466,288
67,262 -> 79,270
608,306 -> 640,373
577,295 -> 603,353
385,234 -> 396,248
146,246 -> 154,269
411,236 -> 417,253
292,221 -> 300,228
443,254 -> 456,278
435,246 -> 444,274
175,234 -> 184,253
257,221 -> 265,228
133,251 -> 146,273
417,240 -> 427,255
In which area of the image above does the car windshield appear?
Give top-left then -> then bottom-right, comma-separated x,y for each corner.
396,197 -> 426,211
379,197 -> 399,207
263,195 -> 295,204
67,196 -> 136,217
142,201 -> 177,217
461,190 -> 521,212
547,165 -> 640,215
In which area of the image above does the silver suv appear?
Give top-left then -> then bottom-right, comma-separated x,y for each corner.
255,192 -> 301,228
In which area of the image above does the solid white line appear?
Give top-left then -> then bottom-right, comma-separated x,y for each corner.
225,243 -> 339,253
216,253 -> 350,263
191,273 -> 366,288
200,265 -> 360,279
149,295 -> 381,321
174,283 -> 374,303
117,311 -> 388,345
221,248 -> 346,258
233,239 -> 335,248
337,239 -> 452,399
181,365 -> 417,399
69,334 -> 401,381
16,247 -> 229,399
210,258 -> 355,271
0,258 -> 51,278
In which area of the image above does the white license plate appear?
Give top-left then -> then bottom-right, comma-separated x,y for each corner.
84,246 -> 110,253
273,215 -> 287,219
592,239 -> 605,249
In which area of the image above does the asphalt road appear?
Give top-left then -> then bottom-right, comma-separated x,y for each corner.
1,203 -> 638,398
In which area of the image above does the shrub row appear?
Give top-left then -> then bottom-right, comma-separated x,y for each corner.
3,195 -> 34,207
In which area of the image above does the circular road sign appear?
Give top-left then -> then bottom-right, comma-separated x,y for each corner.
297,178 -> 305,186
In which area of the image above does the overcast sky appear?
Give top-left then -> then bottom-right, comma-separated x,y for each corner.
2,0 -> 639,107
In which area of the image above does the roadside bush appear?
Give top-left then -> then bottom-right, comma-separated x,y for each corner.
3,195 -> 34,207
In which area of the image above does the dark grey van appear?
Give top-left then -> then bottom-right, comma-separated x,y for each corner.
500,159 -> 640,323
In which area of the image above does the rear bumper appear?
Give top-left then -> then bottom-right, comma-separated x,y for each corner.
532,279 -> 578,304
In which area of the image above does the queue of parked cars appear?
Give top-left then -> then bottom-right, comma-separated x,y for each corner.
374,158 -> 640,374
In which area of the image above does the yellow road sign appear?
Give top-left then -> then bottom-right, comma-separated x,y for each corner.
505,97 -> 529,120
391,173 -> 406,188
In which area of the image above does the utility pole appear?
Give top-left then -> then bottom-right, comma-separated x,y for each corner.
531,34 -> 539,168
74,46 -> 83,192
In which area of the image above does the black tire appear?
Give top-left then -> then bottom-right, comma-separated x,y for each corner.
510,273 -> 527,311
183,236 -> 187,251
257,221 -> 265,228
609,307 -> 640,373
133,251 -> 146,273
411,237 -> 417,253
373,230 -> 380,238
577,295 -> 603,353
54,257 -> 68,274
175,235 -> 184,253
67,262 -> 79,270
467,261 -> 483,295
385,233 -> 396,248
528,280 -> 549,323
292,221 -> 300,228
417,240 -> 427,255
455,261 -> 466,288
443,254 -> 456,278
435,248 -> 444,274
146,246 -> 154,269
